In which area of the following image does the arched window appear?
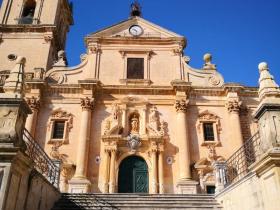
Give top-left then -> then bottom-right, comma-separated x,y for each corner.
19,0 -> 36,24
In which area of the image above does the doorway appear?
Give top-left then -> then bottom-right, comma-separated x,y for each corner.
118,156 -> 148,193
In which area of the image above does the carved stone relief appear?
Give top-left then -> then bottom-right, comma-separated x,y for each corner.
47,109 -> 73,144
196,110 -> 221,146
0,109 -> 17,141
103,103 -> 122,136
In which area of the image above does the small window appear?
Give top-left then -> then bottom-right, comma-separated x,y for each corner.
52,121 -> 65,139
19,0 -> 36,24
203,123 -> 215,141
206,185 -> 215,194
127,58 -> 144,79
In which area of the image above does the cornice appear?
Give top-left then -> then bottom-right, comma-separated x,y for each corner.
85,36 -> 185,46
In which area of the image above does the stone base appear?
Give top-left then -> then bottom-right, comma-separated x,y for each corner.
68,178 -> 91,193
176,179 -> 198,194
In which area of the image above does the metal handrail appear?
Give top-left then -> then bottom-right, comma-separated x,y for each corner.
23,129 -> 60,188
224,131 -> 261,186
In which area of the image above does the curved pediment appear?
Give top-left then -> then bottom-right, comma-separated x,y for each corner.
184,57 -> 224,87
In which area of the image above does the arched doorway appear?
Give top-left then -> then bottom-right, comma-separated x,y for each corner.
118,156 -> 148,193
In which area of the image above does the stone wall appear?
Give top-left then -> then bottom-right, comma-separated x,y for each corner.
216,162 -> 280,210
25,171 -> 61,210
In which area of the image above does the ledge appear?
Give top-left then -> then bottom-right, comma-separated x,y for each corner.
119,79 -> 152,86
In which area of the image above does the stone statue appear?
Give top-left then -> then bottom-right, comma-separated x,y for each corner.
148,106 -> 159,131
131,114 -> 139,134
53,50 -> 68,67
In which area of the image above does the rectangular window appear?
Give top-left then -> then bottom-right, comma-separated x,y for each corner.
52,121 -> 65,139
127,58 -> 144,79
203,123 -> 215,141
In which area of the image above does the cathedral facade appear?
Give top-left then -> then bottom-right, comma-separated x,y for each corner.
0,0 -> 260,195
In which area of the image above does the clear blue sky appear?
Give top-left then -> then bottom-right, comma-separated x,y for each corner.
1,0 -> 280,86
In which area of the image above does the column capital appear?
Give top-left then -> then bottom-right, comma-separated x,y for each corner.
226,99 -> 242,113
175,99 -> 189,113
26,96 -> 40,110
80,97 -> 94,111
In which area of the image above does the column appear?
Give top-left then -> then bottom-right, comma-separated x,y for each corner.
158,145 -> 164,194
175,100 -> 191,179
103,149 -> 110,193
175,99 -> 198,194
151,144 -> 158,194
109,148 -> 116,193
226,98 -> 243,148
25,96 -> 40,137
68,97 -> 93,193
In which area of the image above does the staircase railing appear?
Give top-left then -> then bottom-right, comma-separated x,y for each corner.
23,128 -> 60,188
224,131 -> 261,186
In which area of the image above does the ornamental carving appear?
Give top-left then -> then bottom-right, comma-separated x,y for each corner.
196,110 -> 222,146
47,109 -> 73,144
146,106 -> 165,136
26,96 -> 40,110
226,99 -> 242,113
80,97 -> 94,110
104,103 -> 122,136
174,100 -> 188,113
127,134 -> 141,153
194,145 -> 225,193
50,141 -> 68,162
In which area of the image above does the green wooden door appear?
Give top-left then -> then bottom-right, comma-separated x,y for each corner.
118,156 -> 148,193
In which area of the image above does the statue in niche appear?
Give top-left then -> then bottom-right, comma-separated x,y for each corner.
130,114 -> 139,134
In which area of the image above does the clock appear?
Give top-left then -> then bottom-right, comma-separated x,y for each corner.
129,25 -> 143,36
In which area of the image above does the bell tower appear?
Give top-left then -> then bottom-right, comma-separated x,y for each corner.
0,0 -> 73,72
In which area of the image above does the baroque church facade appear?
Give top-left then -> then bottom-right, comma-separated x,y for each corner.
0,0 -> 260,195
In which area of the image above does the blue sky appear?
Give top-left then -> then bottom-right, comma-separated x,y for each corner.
1,0 -> 279,86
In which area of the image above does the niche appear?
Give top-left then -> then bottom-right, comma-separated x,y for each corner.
129,112 -> 140,135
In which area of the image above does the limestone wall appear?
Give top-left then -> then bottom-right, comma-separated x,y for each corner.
25,171 -> 61,210
216,166 -> 280,210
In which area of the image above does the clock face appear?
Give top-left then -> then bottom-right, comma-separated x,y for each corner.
129,25 -> 143,36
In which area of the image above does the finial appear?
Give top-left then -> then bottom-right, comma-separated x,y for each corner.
203,53 -> 216,70
130,1 -> 142,17
258,61 -> 280,101
258,62 -> 269,72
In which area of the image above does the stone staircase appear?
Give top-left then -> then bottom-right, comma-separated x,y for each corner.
52,193 -> 223,210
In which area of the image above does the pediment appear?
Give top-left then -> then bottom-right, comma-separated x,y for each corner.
87,16 -> 184,39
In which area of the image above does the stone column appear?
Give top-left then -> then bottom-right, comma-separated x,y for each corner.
175,100 -> 198,194
68,97 -> 93,193
226,98 -> 243,148
175,100 -> 191,180
103,148 -> 110,193
151,143 -> 158,194
109,148 -> 117,193
158,145 -> 164,194
25,96 -> 40,137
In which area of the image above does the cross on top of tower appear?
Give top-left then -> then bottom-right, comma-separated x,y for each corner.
130,1 -> 142,17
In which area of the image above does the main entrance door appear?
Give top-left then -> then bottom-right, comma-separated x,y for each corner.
118,156 -> 148,193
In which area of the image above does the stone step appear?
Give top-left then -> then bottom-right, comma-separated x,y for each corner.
52,193 -> 223,210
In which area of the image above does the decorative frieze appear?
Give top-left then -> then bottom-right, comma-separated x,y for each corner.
80,97 -> 94,111
175,99 -> 188,113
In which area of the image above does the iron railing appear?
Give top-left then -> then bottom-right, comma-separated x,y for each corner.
23,129 -> 60,188
224,131 -> 261,186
